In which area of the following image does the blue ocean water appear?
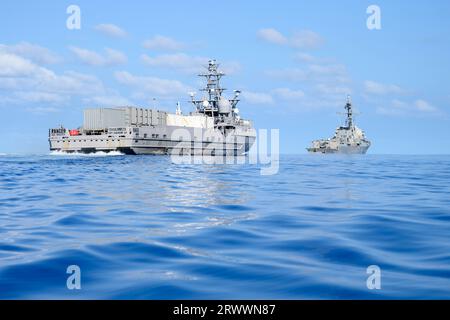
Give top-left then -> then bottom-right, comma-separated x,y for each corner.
0,153 -> 449,299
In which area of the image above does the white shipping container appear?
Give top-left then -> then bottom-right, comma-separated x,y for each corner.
84,107 -> 167,129
83,108 -> 127,130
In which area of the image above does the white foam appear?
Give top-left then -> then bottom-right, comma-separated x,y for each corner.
50,150 -> 124,157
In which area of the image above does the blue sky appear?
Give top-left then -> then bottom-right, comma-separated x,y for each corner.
0,0 -> 449,154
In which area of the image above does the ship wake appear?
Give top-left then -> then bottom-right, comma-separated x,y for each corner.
50,150 -> 124,157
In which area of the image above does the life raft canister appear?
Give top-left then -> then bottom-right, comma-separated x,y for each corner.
69,129 -> 80,136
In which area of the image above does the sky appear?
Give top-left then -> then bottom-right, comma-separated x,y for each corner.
0,0 -> 449,154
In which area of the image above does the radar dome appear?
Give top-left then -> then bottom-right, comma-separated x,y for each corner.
202,99 -> 210,108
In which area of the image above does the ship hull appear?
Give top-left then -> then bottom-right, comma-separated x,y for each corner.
307,144 -> 370,154
49,144 -> 254,156
49,125 -> 256,156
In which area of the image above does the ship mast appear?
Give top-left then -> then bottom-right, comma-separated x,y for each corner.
345,95 -> 354,128
190,59 -> 240,121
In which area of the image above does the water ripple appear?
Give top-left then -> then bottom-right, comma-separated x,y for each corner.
0,154 -> 450,298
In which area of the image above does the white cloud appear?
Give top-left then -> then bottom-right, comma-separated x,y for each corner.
94,24 -> 127,38
376,99 -> 439,116
141,53 -> 241,75
294,52 -> 316,63
69,47 -> 127,66
218,61 -> 242,75
244,91 -> 346,112
59,71 -> 106,94
0,42 -> 61,64
366,83 -> 439,116
142,35 -> 184,51
267,63 -> 349,83
294,52 -> 335,64
291,30 -> 324,49
141,53 -> 206,73
414,99 -> 437,112
257,28 -> 324,49
316,83 -> 352,95
104,48 -> 128,65
266,68 -> 307,82
241,87 -> 348,111
392,99 -> 408,109
272,88 -> 305,100
257,28 -> 288,45
375,108 -> 397,116
14,91 -> 67,103
265,55 -> 352,112
0,55 -> 101,97
25,106 -> 60,114
364,80 -> 407,95
0,51 -> 39,77
69,47 -> 105,66
308,64 -> 346,76
257,29 -> 360,113
114,71 -> 192,97
376,99 -> 407,116
0,63 -> 106,103
0,51 -> 129,110
83,94 -> 132,107
241,91 -> 274,105
242,88 -> 305,105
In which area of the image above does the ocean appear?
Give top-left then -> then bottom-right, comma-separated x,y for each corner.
0,153 -> 449,299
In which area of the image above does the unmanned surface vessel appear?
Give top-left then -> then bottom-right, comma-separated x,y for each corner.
49,60 -> 256,155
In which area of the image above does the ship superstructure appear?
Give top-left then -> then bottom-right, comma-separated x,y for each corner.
307,96 -> 371,154
49,60 -> 256,155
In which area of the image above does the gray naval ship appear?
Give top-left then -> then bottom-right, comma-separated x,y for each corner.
307,96 -> 371,154
49,60 -> 256,155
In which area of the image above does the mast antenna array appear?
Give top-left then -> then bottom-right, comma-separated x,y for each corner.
190,59 -> 240,117
345,95 -> 353,128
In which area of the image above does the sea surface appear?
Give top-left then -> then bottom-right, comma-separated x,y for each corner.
0,153 -> 449,299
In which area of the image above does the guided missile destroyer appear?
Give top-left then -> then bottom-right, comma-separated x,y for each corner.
49,60 -> 256,155
307,96 -> 371,154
